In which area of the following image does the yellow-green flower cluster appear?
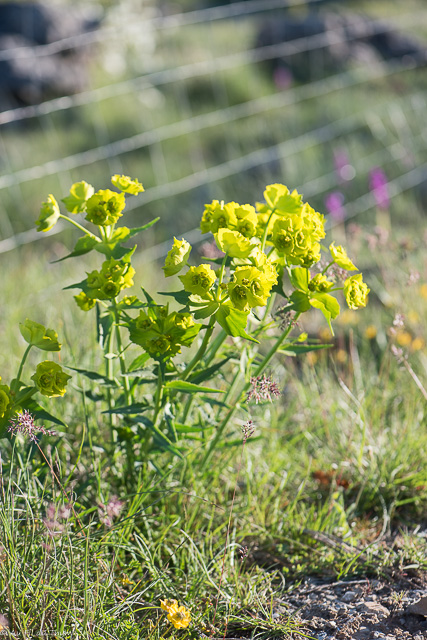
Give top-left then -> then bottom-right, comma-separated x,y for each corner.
85,189 -> 126,226
31,361 -> 71,398
344,274 -> 370,309
180,264 -> 217,297
37,174 -> 143,232
0,379 -> 11,420
85,258 -> 135,301
163,237 -> 191,276
128,305 -> 201,359
228,263 -> 277,312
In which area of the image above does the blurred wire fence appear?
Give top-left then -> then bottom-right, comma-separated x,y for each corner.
0,0 -> 426,258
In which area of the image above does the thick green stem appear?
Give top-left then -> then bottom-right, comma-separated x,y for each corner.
113,301 -> 130,405
260,210 -> 275,254
201,311 -> 301,469
12,345 -> 32,393
153,363 -> 165,427
105,322 -> 116,442
179,316 -> 216,381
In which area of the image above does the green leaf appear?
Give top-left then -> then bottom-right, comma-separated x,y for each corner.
188,356 -> 233,385
309,293 -> 340,335
102,403 -> 149,415
174,423 -> 214,433
158,290 -> 191,306
121,245 -> 137,263
164,381 -> 224,394
53,235 -> 100,262
215,304 -> 259,343
24,399 -> 66,427
289,267 -> 310,292
219,435 -> 262,448
289,290 -> 311,312
311,292 -> 340,318
279,343 -> 333,355
126,219 -> 160,238
193,302 -> 219,319
141,287 -> 156,305
63,279 -> 89,291
128,353 -> 150,372
65,366 -> 119,387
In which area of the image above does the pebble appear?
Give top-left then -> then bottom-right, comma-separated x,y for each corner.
358,601 -> 389,618
341,590 -> 357,603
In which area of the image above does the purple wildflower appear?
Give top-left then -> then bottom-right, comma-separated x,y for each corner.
324,191 -> 346,222
8,410 -> 55,442
333,148 -> 355,183
369,167 -> 390,210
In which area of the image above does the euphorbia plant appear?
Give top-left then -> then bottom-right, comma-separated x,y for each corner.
36,176 -> 369,465
0,319 -> 71,438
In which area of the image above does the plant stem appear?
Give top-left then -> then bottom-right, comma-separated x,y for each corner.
12,345 -> 32,393
179,316 -> 216,381
112,301 -> 131,405
153,363 -> 165,427
201,312 -> 301,468
59,214 -> 98,239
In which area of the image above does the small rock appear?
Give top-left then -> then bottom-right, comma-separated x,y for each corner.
341,590 -> 357,603
406,595 -> 427,616
358,602 -> 389,618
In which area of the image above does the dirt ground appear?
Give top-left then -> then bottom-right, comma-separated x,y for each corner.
277,570 -> 427,639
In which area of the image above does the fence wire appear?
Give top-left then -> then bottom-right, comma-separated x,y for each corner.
0,0 -> 425,258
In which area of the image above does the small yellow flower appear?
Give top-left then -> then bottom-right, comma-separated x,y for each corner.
335,349 -> 347,363
167,605 -> 191,630
411,337 -> 425,351
396,331 -> 412,347
420,283 -> 427,300
160,599 -> 178,614
364,325 -> 377,340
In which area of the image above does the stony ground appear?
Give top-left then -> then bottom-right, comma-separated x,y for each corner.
278,570 -> 427,639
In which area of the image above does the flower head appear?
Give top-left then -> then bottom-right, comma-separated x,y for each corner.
179,264 -> 216,296
163,237 -> 191,277
8,410 -> 55,442
0,383 -> 11,419
111,174 -> 144,195
160,599 -> 178,614
324,191 -> 346,222
344,274 -> 370,310
31,361 -> 71,397
167,605 -> 191,629
74,292 -> 96,312
19,319 -> 61,351
36,195 -> 60,232
85,189 -> 126,226
329,242 -> 357,271
369,167 -> 390,210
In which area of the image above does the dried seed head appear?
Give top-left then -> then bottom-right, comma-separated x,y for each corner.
8,410 -> 55,442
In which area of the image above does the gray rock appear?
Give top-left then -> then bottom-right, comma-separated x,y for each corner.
358,601 -> 389,619
341,590 -> 357,603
